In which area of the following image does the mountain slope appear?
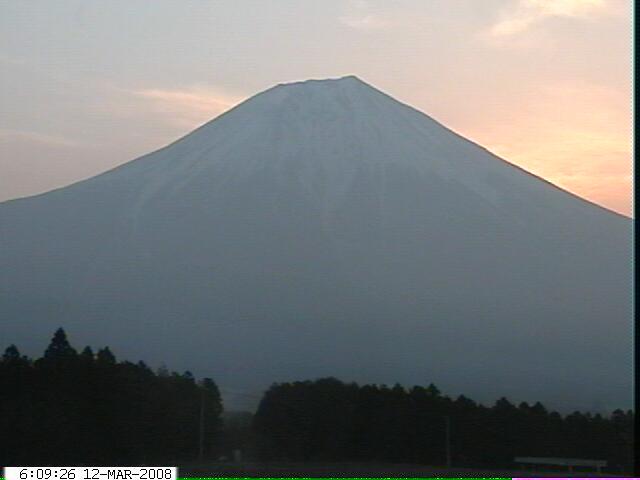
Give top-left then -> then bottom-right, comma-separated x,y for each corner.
0,76 -> 631,411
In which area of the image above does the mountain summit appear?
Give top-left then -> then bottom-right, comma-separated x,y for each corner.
0,78 -> 631,411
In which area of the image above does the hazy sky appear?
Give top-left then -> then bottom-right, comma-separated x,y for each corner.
0,0 -> 632,215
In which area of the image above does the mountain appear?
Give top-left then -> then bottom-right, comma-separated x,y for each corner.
0,76 -> 631,411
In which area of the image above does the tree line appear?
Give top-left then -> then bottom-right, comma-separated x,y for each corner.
252,377 -> 634,473
1,330 -> 633,472
0,328 -> 222,465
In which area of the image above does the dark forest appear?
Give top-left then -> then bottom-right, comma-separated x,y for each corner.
252,378 -> 634,473
0,329 -> 222,465
1,330 -> 633,473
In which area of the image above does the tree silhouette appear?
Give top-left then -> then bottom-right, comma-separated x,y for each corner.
43,327 -> 77,360
80,346 -> 95,362
252,377 -> 634,473
97,346 -> 116,365
0,329 -> 633,472
0,329 -> 223,465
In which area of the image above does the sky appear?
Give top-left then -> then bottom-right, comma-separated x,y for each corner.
0,0 -> 632,216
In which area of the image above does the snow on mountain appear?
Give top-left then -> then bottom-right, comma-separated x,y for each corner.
0,76 -> 631,412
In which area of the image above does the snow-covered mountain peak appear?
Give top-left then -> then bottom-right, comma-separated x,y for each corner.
0,77 -> 631,414
83,76 -> 607,220
275,74 -> 366,88
245,74 -> 391,115
96,76 -> 453,209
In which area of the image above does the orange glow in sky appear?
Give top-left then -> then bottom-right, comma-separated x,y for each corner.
0,0 -> 632,216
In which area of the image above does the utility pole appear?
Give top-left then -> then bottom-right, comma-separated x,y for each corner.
445,415 -> 452,468
198,388 -> 205,462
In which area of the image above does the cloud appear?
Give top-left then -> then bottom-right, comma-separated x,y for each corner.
0,128 -> 86,148
129,86 -> 243,129
459,81 -> 631,215
339,14 -> 392,30
90,83 -> 244,135
488,0 -> 610,37
0,53 -> 29,67
339,0 -> 394,30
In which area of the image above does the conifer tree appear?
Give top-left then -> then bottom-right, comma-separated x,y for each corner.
43,327 -> 77,360
96,346 -> 116,365
2,344 -> 21,363
80,346 -> 94,361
